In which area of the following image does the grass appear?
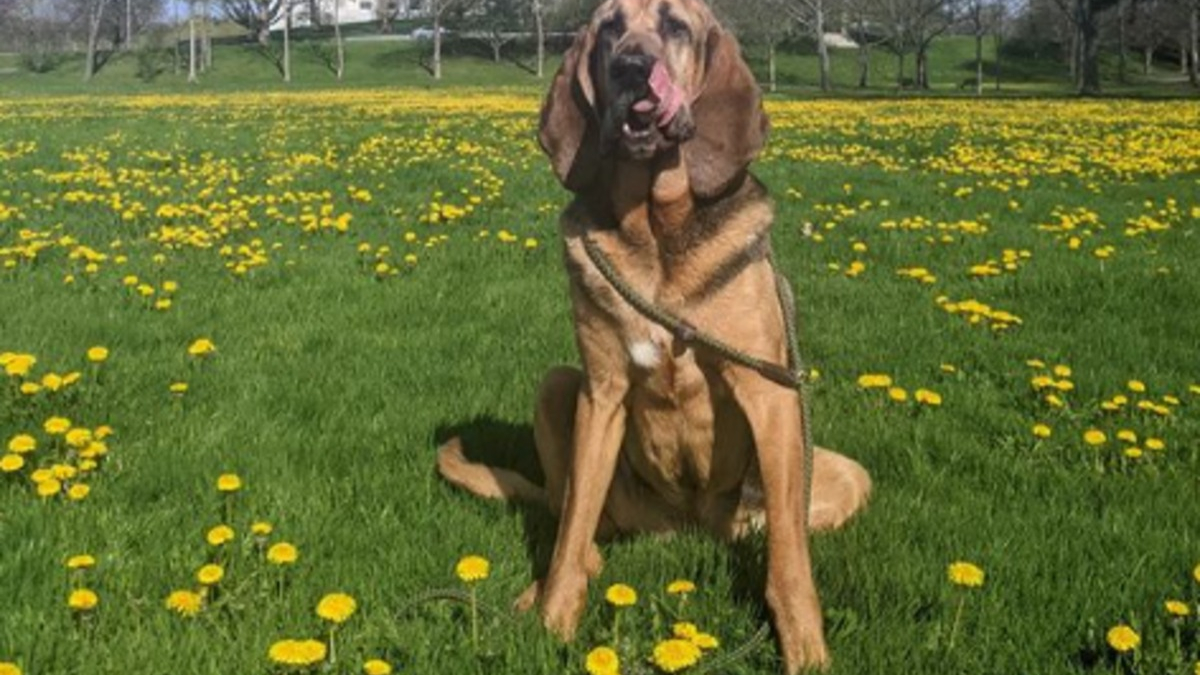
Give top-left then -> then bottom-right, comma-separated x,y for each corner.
2,26 -> 1198,98
1,91 -> 1199,675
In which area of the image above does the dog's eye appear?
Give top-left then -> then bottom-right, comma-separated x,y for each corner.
660,15 -> 690,40
598,17 -> 624,41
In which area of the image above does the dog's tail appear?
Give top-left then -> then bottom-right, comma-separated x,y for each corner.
435,437 -> 548,504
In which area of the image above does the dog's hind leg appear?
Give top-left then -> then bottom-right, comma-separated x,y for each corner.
806,447 -> 872,532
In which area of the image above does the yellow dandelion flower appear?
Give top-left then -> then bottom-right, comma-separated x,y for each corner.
316,593 -> 357,624
1116,430 -> 1137,443
165,590 -> 204,617
169,382 -> 188,395
267,542 -> 299,565
196,564 -> 224,586
68,588 -> 99,611
1083,429 -> 1107,446
1145,438 -> 1165,451
66,555 -> 96,570
0,454 -> 25,473
1053,365 -> 1072,377
947,561 -> 985,588
651,638 -> 702,673
251,521 -> 273,536
30,468 -> 52,484
64,428 -> 92,448
584,646 -> 619,675
94,425 -> 113,439
1193,563 -> 1199,584
673,622 -> 699,639
692,632 -> 720,650
1123,447 -> 1143,459
914,389 -> 942,406
887,387 -> 909,402
206,525 -> 235,546
67,484 -> 90,501
7,434 -> 36,454
216,473 -> 242,492
455,555 -> 490,583
856,373 -> 893,389
187,338 -> 216,357
1165,600 -> 1190,617
86,347 -> 109,363
1106,624 -> 1140,653
36,478 -> 62,498
666,579 -> 696,595
1127,380 -> 1147,393
363,659 -> 393,675
0,662 -> 21,675
19,384 -> 41,396
268,639 -> 327,667
605,583 -> 638,607
44,417 -> 71,435
1031,423 -> 1052,439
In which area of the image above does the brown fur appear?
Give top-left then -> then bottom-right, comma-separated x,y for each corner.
437,1 -> 870,672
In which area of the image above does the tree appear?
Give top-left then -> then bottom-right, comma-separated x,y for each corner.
220,0 -> 284,45
1050,0 -> 1120,94
473,0 -> 520,63
713,0 -> 797,93
427,0 -> 477,79
530,0 -> 547,77
83,0 -> 114,80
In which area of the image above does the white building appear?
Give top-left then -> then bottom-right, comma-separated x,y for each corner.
276,0 -> 429,30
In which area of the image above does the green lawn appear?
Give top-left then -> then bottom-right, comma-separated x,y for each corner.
2,29 -> 1198,98
1,91 -> 1199,675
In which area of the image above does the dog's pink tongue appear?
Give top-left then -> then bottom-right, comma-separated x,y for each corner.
647,61 -> 684,128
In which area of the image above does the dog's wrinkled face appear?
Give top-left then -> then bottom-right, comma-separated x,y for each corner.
589,0 -> 704,160
539,0 -> 767,198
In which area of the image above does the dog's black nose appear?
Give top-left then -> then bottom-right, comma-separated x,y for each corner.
611,53 -> 655,83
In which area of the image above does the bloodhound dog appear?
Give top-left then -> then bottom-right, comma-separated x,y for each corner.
437,0 -> 871,670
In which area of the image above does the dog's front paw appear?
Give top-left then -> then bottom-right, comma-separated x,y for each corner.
778,627 -> 830,674
539,571 -> 588,641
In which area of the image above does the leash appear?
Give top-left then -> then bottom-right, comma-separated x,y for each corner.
580,234 -> 816,522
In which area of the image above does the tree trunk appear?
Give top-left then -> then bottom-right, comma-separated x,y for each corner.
856,17 -> 869,88
994,31 -> 1002,90
1143,45 -> 1152,74
202,0 -> 212,70
1191,2 -> 1198,86
1116,0 -> 1126,83
335,0 -> 345,79
1076,0 -> 1101,95
975,27 -> 984,95
816,1 -> 831,91
916,46 -> 929,88
188,13 -> 198,82
1181,37 -> 1189,73
767,41 -> 778,93
257,23 -> 270,47
492,39 -> 501,63
125,0 -> 132,50
534,1 -> 545,78
83,0 -> 107,81
433,10 -> 442,79
283,1 -> 291,82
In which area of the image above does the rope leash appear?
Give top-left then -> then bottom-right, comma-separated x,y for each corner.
581,234 -> 818,661
580,234 -> 814,516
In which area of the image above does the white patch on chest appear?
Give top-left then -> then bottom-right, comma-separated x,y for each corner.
628,340 -> 661,370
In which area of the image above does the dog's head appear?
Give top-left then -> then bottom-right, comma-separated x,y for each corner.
539,0 -> 768,199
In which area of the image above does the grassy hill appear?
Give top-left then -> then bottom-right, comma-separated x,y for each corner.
1,25 -> 1196,98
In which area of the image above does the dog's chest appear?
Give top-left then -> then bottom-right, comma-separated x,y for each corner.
622,334 -> 751,499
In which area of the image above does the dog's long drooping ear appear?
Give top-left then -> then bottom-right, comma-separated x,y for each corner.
684,28 -> 769,199
539,29 -> 602,193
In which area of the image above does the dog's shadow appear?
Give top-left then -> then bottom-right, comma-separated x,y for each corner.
434,416 -> 771,613
434,416 -> 559,579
